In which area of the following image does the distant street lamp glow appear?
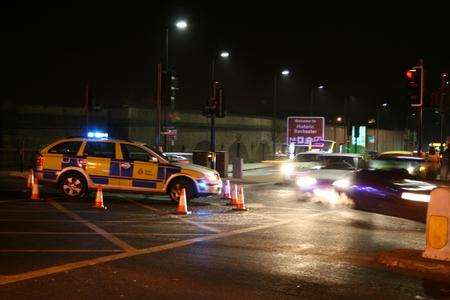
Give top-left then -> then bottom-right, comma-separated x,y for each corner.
382,103 -> 388,107
281,70 -> 290,76
336,116 -> 342,122
220,51 -> 230,58
318,85 -> 324,89
175,20 -> 188,30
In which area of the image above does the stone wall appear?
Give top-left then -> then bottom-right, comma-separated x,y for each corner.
0,104 -> 410,169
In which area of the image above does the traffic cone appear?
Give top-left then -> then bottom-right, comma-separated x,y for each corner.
93,185 -> 106,209
30,177 -> 40,201
176,188 -> 191,215
222,180 -> 231,200
229,184 -> 238,206
27,169 -> 34,189
233,185 -> 248,211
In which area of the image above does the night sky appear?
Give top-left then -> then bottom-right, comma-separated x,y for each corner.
2,2 -> 449,129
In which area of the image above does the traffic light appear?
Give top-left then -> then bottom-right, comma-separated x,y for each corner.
405,67 -> 423,107
164,71 -> 179,109
202,81 -> 226,118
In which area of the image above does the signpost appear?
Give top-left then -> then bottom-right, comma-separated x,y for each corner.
287,117 -> 325,148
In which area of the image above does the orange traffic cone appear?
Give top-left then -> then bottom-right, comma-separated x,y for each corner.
27,169 -> 34,189
230,184 -> 238,206
30,177 -> 40,201
222,180 -> 231,200
93,185 -> 106,209
233,185 -> 248,211
176,188 -> 191,215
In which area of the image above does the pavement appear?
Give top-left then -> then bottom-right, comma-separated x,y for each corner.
0,173 -> 449,299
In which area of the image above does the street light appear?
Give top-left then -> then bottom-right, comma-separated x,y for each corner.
376,102 -> 389,152
156,19 -> 188,149
273,69 -> 291,158
220,51 -> 230,58
336,116 -> 343,122
175,20 -> 188,30
210,50 -> 231,153
309,84 -> 325,114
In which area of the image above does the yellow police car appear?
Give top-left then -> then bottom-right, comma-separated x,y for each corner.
34,134 -> 222,201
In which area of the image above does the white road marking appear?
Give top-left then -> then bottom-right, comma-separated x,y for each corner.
0,249 -> 124,253
0,232 -> 211,236
0,218 -> 294,286
126,198 -> 222,233
47,200 -> 136,252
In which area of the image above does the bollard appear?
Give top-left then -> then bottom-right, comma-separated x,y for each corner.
422,187 -> 450,261
232,158 -> 243,179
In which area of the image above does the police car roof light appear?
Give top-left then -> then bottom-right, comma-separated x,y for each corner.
87,131 -> 108,139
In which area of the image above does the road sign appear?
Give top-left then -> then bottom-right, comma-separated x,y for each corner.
162,126 -> 177,136
287,116 -> 325,146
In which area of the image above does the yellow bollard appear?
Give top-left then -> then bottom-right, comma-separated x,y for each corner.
422,187 -> 450,261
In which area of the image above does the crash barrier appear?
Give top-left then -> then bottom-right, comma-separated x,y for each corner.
232,158 -> 243,179
422,187 -> 450,261
93,185 -> 106,209
192,151 -> 228,177
176,188 -> 191,215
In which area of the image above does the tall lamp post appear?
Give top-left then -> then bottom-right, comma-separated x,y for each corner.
273,69 -> 290,158
376,102 -> 388,152
210,50 -> 230,153
156,19 -> 188,150
309,84 -> 325,115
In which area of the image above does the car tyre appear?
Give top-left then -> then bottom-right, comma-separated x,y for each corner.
59,172 -> 88,199
168,178 -> 196,203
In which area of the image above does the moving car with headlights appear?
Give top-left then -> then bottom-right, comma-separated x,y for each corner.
294,153 -> 365,196
344,168 -> 436,223
368,153 -> 427,178
34,135 -> 222,202
280,151 -> 324,183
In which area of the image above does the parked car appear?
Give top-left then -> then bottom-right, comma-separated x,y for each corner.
34,135 -> 222,202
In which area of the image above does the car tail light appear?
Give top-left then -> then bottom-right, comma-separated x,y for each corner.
36,154 -> 44,171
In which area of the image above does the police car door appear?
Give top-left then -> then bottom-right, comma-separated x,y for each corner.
82,141 -> 117,187
119,143 -> 159,190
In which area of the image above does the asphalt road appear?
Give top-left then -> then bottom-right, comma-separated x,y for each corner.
0,175 -> 448,299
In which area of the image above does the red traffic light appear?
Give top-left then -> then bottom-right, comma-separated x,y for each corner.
406,69 -> 416,80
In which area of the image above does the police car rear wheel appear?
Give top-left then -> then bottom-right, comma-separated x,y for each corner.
168,178 -> 195,203
60,174 -> 87,198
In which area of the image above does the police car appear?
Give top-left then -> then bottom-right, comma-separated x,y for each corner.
34,133 -> 222,202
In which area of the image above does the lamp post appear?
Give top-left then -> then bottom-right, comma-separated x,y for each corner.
157,19 -> 188,150
376,102 -> 388,152
309,83 -> 325,115
273,69 -> 290,158
210,50 -> 230,153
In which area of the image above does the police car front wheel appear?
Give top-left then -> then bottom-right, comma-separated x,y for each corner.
168,178 -> 195,203
59,173 -> 87,198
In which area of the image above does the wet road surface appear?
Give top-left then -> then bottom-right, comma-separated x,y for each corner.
0,176 -> 448,299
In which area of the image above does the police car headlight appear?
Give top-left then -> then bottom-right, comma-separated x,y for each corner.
296,176 -> 317,188
281,163 -> 295,176
205,172 -> 219,181
332,178 -> 351,190
401,192 -> 430,202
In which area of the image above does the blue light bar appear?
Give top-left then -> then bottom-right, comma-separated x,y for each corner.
87,131 -> 108,139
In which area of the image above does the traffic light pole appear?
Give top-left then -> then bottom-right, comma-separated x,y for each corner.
417,60 -> 424,153
155,63 -> 162,149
